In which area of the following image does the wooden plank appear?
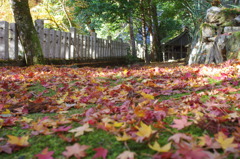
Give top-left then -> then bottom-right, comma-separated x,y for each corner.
103,39 -> 106,58
49,30 -> 56,58
119,39 -> 123,57
101,39 -> 104,58
55,31 -> 61,58
0,21 -> 9,60
70,28 -> 77,59
75,34 -> 79,59
9,23 -> 18,60
83,35 -> 87,60
60,32 -> 66,59
78,35 -> 83,60
107,36 -> 112,59
99,39 -> 102,59
91,32 -> 97,60
86,36 -> 90,60
65,32 -> 71,59
113,41 -> 116,58
35,20 -> 44,48
43,28 -> 50,58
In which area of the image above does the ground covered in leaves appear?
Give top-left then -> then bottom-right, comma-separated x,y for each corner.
0,60 -> 240,159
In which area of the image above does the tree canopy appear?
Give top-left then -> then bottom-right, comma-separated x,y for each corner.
0,0 -> 239,64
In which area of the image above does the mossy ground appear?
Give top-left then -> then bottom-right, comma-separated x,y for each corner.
0,83 -> 211,159
0,63 -> 239,158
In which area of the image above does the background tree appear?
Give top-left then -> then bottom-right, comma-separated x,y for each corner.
10,0 -> 45,65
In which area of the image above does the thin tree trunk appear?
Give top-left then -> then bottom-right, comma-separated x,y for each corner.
129,15 -> 137,57
151,2 -> 162,61
140,0 -> 150,64
10,0 -> 44,65
234,0 -> 239,5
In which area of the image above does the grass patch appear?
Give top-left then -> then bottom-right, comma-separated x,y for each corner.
28,83 -> 56,97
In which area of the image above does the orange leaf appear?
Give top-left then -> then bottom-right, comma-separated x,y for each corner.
7,135 -> 29,147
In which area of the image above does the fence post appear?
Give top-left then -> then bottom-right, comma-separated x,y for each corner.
49,30 -> 56,58
43,28 -> 50,58
9,23 -> 18,60
70,27 -> 77,59
119,39 -> 123,57
60,32 -> 66,59
79,35 -> 83,60
107,36 -> 112,59
91,32 -> 97,60
55,31 -> 61,58
35,20 -> 44,48
0,21 -> 9,60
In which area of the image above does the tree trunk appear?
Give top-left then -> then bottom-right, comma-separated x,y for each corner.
151,2 -> 162,61
10,0 -> 44,65
129,15 -> 137,58
140,0 -> 150,64
234,0 -> 239,5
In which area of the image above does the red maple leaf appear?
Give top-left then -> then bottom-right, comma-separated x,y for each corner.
92,147 -> 108,159
35,147 -> 54,159
52,126 -> 72,133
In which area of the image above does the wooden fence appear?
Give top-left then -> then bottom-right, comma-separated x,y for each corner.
0,20 -> 129,62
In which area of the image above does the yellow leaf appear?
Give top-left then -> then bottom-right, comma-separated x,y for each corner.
215,132 -> 238,150
140,92 -> 154,100
21,117 -> 33,123
0,118 -> 3,128
148,141 -> 171,152
2,109 -> 11,114
134,107 -> 146,117
123,69 -> 128,74
113,122 -> 124,128
7,135 -> 29,147
96,86 -> 105,92
116,132 -> 132,141
168,108 -> 177,115
136,122 -> 154,138
57,92 -> 68,104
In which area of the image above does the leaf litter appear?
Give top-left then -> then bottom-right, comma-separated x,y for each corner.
0,60 -> 240,158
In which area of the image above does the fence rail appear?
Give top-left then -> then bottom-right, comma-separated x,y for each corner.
0,20 -> 129,62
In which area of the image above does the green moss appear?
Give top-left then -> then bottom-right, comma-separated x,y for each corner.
226,31 -> 240,59
201,23 -> 218,29
222,21 -> 235,27
222,8 -> 240,16
232,31 -> 240,39
28,82 -> 56,98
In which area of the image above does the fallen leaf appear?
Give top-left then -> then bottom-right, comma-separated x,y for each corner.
116,132 -> 132,141
215,132 -> 237,150
140,92 -> 154,100
62,143 -> 90,159
170,116 -> 192,130
57,92 -> 69,104
52,126 -> 72,133
0,118 -> 3,128
69,123 -> 93,137
21,117 -> 33,123
117,151 -> 136,159
7,135 -> 29,147
148,141 -> 171,152
92,147 -> 108,159
0,144 -> 12,154
168,133 -> 192,144
35,147 -> 54,159
136,122 -> 154,138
